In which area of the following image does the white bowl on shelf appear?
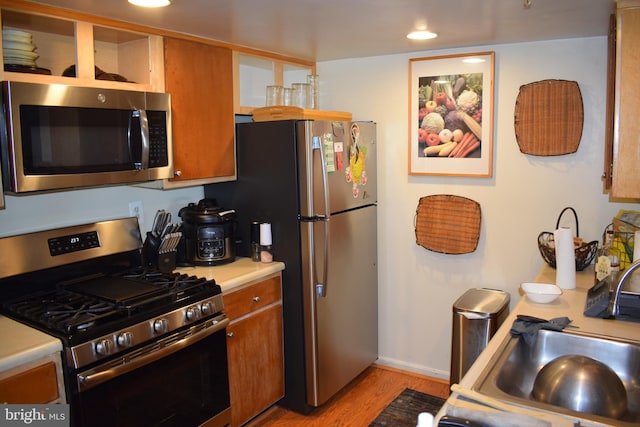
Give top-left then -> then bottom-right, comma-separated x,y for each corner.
521,282 -> 563,304
2,28 -> 32,43
2,40 -> 36,51
3,48 -> 38,60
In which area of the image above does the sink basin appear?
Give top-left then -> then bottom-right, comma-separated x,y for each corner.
473,329 -> 640,426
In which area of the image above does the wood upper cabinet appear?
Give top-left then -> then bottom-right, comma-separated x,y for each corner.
162,37 -> 236,185
223,274 -> 284,427
607,1 -> 640,199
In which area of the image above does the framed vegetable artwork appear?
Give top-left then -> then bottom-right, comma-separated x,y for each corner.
408,51 -> 494,177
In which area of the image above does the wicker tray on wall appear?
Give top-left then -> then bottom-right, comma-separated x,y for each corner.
514,79 -> 583,156
415,195 -> 481,255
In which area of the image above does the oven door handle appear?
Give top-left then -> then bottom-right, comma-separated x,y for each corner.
77,316 -> 229,392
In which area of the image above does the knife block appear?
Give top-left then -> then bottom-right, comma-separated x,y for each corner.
142,232 -> 158,267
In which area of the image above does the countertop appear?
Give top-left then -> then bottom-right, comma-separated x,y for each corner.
176,257 -> 285,293
0,316 -> 62,372
0,257 -> 285,374
436,265 -> 640,427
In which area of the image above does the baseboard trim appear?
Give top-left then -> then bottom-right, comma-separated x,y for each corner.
374,357 -> 449,381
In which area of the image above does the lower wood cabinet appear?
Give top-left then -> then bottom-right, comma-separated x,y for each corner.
0,353 -> 66,404
223,274 -> 284,426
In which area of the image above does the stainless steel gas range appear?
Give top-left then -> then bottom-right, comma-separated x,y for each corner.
0,217 -> 231,427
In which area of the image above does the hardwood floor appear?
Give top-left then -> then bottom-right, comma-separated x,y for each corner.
246,364 -> 450,427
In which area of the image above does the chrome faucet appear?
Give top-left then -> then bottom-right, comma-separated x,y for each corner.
607,259 -> 640,317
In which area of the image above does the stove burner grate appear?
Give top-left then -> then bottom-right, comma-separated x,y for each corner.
8,290 -> 126,334
3,269 -> 219,336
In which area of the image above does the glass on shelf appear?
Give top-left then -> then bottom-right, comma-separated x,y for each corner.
292,82 -> 311,108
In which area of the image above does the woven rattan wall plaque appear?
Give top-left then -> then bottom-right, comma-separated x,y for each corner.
514,79 -> 583,156
415,195 -> 481,254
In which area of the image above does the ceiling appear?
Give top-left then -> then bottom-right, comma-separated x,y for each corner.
29,0 -> 614,61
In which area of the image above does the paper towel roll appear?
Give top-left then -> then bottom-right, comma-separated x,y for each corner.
554,227 -> 576,289
260,223 -> 273,245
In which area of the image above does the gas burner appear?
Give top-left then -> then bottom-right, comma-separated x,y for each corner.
7,290 -> 126,334
3,269 -> 219,336
113,269 -> 216,299
115,268 -> 211,289
117,267 -> 164,280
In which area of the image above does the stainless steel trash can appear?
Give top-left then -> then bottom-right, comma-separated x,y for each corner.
450,288 -> 510,385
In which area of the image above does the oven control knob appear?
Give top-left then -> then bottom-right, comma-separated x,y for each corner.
95,339 -> 114,356
117,332 -> 133,347
200,301 -> 214,315
186,306 -> 201,322
153,318 -> 168,334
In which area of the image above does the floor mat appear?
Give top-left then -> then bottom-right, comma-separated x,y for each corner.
369,388 -> 445,426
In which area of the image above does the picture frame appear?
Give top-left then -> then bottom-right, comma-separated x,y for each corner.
408,51 -> 494,177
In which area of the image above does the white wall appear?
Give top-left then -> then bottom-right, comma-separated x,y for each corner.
0,185 -> 204,237
318,37 -> 639,379
0,35 -> 637,382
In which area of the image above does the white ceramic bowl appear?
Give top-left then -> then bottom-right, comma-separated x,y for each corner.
521,282 -> 563,304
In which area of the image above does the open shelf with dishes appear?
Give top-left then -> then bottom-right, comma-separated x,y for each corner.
234,51 -> 315,114
0,8 -> 164,91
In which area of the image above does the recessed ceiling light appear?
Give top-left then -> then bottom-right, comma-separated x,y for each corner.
462,58 -> 486,64
128,0 -> 171,7
406,30 -> 438,40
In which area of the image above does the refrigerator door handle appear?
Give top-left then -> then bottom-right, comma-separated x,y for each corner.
316,218 -> 329,297
312,136 -> 330,297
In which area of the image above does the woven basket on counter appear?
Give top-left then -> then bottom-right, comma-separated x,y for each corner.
537,207 -> 598,271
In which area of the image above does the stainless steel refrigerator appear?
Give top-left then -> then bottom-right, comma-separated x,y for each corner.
206,119 -> 378,413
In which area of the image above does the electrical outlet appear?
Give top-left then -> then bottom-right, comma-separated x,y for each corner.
129,201 -> 144,224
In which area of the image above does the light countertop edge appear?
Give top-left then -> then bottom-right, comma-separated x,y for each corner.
0,316 -> 63,372
435,265 -> 640,427
176,257 -> 285,293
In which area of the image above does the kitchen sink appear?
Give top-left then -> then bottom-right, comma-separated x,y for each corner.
472,328 -> 640,426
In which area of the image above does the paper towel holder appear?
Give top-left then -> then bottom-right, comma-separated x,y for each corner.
537,207 -> 598,271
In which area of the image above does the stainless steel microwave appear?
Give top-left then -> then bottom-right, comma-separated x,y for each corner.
0,81 -> 173,193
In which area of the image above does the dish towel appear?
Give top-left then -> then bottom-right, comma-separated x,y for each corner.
510,316 -> 572,345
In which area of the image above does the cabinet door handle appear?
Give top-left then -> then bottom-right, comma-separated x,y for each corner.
252,296 -> 261,303
227,332 -> 235,338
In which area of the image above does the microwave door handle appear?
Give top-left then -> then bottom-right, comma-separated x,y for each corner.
130,110 -> 150,170
311,136 -> 329,298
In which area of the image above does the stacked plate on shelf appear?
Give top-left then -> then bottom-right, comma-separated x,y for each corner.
3,28 -> 39,68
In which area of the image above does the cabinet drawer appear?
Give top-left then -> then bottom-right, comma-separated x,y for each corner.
0,361 -> 59,403
224,275 -> 281,321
